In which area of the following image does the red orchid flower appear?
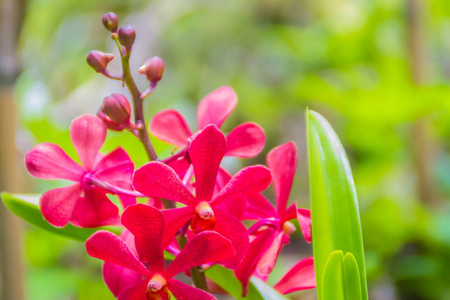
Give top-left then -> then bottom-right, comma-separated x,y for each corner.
149,86 -> 266,175
25,114 -> 137,227
235,142 -> 314,295
133,124 -> 272,269
86,204 -> 235,300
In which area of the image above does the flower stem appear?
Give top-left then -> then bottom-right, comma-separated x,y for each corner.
114,36 -> 158,161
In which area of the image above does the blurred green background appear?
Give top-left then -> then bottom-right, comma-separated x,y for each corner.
2,0 -> 450,299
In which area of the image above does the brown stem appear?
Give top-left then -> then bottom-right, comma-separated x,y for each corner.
120,52 -> 158,161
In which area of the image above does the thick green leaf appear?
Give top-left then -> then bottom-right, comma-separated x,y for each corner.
342,252 -> 362,299
307,110 -> 368,300
322,251 -> 361,300
1,192 -> 122,241
205,265 -> 287,300
322,251 -> 344,300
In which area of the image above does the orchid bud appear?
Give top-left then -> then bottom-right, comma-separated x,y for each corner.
97,110 -> 126,132
102,12 -> 118,32
100,93 -> 131,125
86,50 -> 114,73
118,25 -> 136,48
139,56 -> 165,82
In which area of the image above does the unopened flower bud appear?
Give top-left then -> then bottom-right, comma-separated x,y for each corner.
102,12 -> 118,32
86,50 -> 114,73
100,93 -> 131,125
139,56 -> 165,82
118,25 -> 136,48
97,110 -> 126,132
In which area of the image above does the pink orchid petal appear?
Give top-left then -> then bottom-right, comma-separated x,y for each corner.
133,161 -> 195,206
256,230 -> 284,276
235,228 -> 277,296
117,279 -> 148,300
86,230 -> 151,277
168,279 -> 216,300
282,204 -> 312,243
267,142 -> 298,215
25,143 -> 85,181
165,231 -> 235,279
297,208 -> 312,243
93,147 -> 134,183
167,157 -> 190,178
189,125 -> 226,203
273,257 -> 316,295
211,165 -> 271,207
103,262 -> 143,297
197,86 -> 237,129
215,167 -> 231,193
70,186 -> 119,227
121,204 -> 165,272
242,193 -> 277,220
117,183 -> 137,209
225,122 -> 265,158
70,114 -> 106,170
40,183 -> 83,227
149,109 -> 192,147
213,210 -> 249,269
161,206 -> 194,249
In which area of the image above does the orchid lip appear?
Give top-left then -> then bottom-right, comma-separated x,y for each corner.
195,201 -> 214,220
147,273 -> 167,292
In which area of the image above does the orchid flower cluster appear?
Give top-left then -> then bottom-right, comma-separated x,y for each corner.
24,12 -> 316,300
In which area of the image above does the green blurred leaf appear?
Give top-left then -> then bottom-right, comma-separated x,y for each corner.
1,192 -> 121,241
205,264 -> 287,300
307,110 -> 368,300
343,252 -> 362,299
322,251 -> 344,300
322,251 -> 361,300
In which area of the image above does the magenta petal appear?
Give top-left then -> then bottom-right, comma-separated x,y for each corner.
117,279 -> 148,300
267,142 -> 298,215
121,204 -> 165,272
297,208 -> 312,243
103,262 -> 142,297
164,231 -> 235,279
197,86 -> 237,129
189,125 -> 226,202
256,230 -> 284,276
70,186 -> 119,227
235,228 -> 277,296
93,147 -> 134,183
133,161 -> 195,206
225,122 -> 265,158
86,230 -> 151,277
161,206 -> 194,249
25,143 -> 85,181
149,109 -> 192,147
273,257 -> 316,295
242,193 -> 277,220
70,114 -> 106,170
168,279 -> 216,300
213,210 -> 249,269
40,183 -> 83,227
211,165 -> 271,207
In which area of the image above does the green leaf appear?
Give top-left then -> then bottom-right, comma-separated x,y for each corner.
322,251 -> 361,300
1,193 -> 121,241
205,265 -> 287,300
322,251 -> 344,300
342,252 -> 362,299
307,110 -> 368,300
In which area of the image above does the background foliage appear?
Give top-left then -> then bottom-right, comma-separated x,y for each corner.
10,0 -> 450,299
